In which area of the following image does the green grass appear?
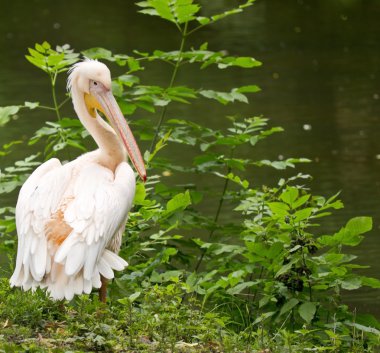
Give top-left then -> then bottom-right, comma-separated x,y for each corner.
1,278 -> 378,353
0,278 -> 243,353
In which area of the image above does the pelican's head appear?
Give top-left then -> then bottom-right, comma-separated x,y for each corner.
68,59 -> 146,182
68,59 -> 111,94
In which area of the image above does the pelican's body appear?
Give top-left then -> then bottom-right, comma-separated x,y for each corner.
10,60 -> 146,301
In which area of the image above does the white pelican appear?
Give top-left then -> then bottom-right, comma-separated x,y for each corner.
10,59 -> 146,302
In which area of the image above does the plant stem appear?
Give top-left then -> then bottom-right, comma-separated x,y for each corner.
194,148 -> 235,272
48,70 -> 71,159
251,266 -> 264,304
51,71 -> 61,121
194,173 -> 230,272
58,96 -> 70,110
38,105 -> 56,111
301,247 -> 313,302
149,22 -> 188,153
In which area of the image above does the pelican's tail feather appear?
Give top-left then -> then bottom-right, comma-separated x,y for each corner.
10,248 -> 128,301
46,248 -> 128,300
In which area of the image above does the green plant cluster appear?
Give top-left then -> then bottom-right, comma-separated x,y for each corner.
0,1 -> 379,352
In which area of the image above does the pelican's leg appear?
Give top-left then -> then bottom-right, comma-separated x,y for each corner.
99,275 -> 108,303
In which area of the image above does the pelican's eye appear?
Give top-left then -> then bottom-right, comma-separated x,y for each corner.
90,80 -> 105,92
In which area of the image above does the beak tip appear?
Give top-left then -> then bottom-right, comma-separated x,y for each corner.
142,174 -> 147,183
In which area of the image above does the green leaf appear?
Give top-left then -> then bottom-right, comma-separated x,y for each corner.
319,217 -> 372,247
268,202 -> 289,217
280,187 -> 299,206
231,89 -> 248,103
137,0 -> 200,25
175,1 -> 200,23
135,100 -> 155,113
129,291 -> 141,303
24,101 -> 39,109
345,321 -> 380,335
35,43 -> 45,53
292,194 -> 310,209
255,159 -> 305,170
194,0 -> 256,28
42,41 -> 51,50
118,74 -> 140,87
199,89 -> 249,105
127,57 -> 142,72
111,81 -> 123,97
234,57 -> 258,68
26,55 -> 46,71
355,314 -> 380,330
150,270 -> 182,283
137,0 -> 175,23
360,276 -> 380,288
165,190 -> 191,213
82,47 -> 113,60
26,42 -> 79,74
236,85 -> 261,93
0,106 -> 21,126
147,129 -> 171,164
59,117 -> 83,128
293,207 -> 314,222
206,243 -> 243,256
161,247 -> 178,262
298,302 -> 316,323
275,258 -> 298,278
252,311 -> 276,325
66,140 -> 87,152
214,172 -> 249,189
279,298 -> 299,316
196,16 -> 210,25
118,101 -> 137,115
134,182 -> 147,205
0,140 -> 22,157
118,291 -> 141,305
47,53 -> 65,66
267,242 -> 284,259
345,216 -> 372,235
227,281 -> 257,295
340,276 -> 362,290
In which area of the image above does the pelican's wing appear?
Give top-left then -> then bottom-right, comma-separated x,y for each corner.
47,162 -> 135,300
10,158 -> 70,289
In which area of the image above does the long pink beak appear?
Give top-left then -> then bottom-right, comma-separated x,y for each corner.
92,88 -> 147,182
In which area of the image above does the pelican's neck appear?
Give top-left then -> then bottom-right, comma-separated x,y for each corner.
71,86 -> 126,171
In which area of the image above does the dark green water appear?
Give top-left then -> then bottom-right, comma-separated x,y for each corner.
0,0 -> 379,316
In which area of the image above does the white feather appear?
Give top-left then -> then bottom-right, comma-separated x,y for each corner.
54,235 -> 78,264
84,279 -> 92,294
33,236 -> 47,279
103,249 -> 128,271
72,275 -> 83,295
83,245 -> 99,280
92,272 -> 102,288
65,243 -> 85,276
64,285 -> 74,301
98,257 -> 114,279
